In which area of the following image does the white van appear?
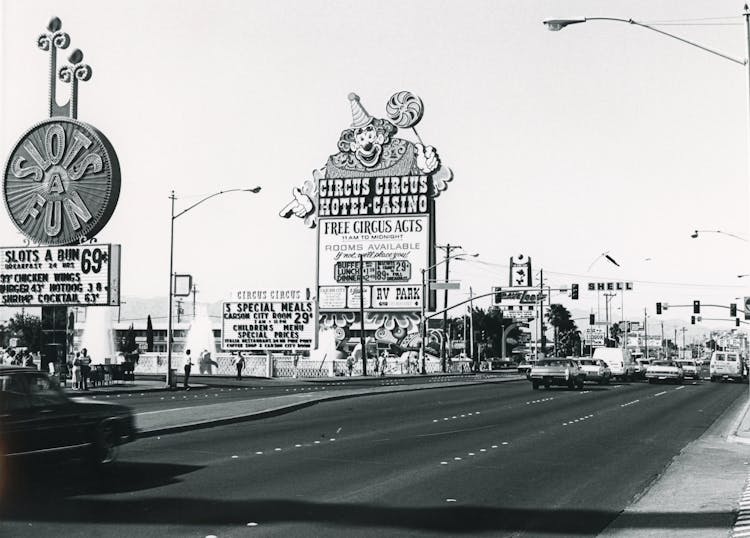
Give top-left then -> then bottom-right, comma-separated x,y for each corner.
592,347 -> 636,380
709,351 -> 746,382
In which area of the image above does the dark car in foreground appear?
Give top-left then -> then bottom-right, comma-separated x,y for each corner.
0,366 -> 137,483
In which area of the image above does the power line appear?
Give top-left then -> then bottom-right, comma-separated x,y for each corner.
457,258 -> 746,290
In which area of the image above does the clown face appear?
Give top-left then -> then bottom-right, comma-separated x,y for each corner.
352,124 -> 385,167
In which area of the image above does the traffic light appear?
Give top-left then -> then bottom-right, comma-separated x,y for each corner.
693,300 -> 700,314
493,287 -> 502,304
737,318 -> 741,327
691,316 -> 695,325
656,302 -> 662,315
589,314 -> 595,325
731,303 -> 738,317
571,283 -> 579,300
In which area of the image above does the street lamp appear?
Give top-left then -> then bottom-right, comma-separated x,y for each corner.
420,252 -> 479,374
166,187 -> 261,388
544,8 -> 750,393
691,229 -> 748,242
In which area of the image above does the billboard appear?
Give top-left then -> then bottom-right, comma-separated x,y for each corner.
0,244 -> 120,306
318,215 -> 429,311
221,300 -> 315,351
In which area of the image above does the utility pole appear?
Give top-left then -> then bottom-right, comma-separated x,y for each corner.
359,254 -> 367,376
680,327 -> 688,359
604,293 -> 616,342
674,327 -> 678,358
469,286 -> 475,363
538,269 -> 546,357
644,308 -> 648,360
661,321 -> 665,358
437,243 -> 462,372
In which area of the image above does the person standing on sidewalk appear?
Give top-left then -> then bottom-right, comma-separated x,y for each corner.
183,349 -> 193,390
235,352 -> 245,381
80,348 -> 92,390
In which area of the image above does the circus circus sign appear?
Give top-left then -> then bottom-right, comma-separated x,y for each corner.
281,90 -> 452,342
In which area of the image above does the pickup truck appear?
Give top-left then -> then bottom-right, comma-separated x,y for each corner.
529,358 -> 585,390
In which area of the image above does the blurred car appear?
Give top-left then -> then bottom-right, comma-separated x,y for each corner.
676,359 -> 699,380
577,358 -> 611,384
529,358 -> 585,390
645,360 -> 683,384
0,366 -> 137,472
517,360 -> 536,378
635,358 -> 651,379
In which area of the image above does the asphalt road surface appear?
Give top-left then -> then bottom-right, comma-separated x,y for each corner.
0,377 -> 744,537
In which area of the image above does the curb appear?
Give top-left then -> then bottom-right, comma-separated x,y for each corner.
64,384 -> 211,397
137,375 -> 525,438
727,394 -> 750,445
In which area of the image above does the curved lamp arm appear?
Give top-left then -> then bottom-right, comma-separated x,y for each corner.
543,16 -> 746,66
174,187 -> 261,220
691,229 -> 748,242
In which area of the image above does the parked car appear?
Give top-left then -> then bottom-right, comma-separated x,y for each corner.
593,347 -> 637,381
0,366 -> 137,477
577,358 -> 611,384
645,360 -> 684,384
709,351 -> 746,382
676,359 -> 699,380
529,358 -> 585,390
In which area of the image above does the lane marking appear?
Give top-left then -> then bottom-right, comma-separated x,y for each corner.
654,391 -> 667,397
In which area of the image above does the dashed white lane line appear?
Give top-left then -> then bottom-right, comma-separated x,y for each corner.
675,386 -> 685,391
441,443 -> 509,465
434,412 -> 481,423
620,400 -> 640,408
654,391 -> 668,397
526,398 -> 554,405
562,414 -> 594,426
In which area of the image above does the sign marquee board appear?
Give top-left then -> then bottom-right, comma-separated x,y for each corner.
221,300 -> 315,351
584,327 -> 606,346
318,214 -> 429,311
0,244 -> 120,306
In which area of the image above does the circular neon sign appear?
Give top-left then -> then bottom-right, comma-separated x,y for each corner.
4,118 -> 120,245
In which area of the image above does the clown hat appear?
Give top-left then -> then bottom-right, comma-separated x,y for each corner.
348,93 -> 373,128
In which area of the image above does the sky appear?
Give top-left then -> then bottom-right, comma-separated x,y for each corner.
1,0 -> 749,339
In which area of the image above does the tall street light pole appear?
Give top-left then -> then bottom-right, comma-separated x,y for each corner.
166,187 -> 261,388
420,252 -> 478,374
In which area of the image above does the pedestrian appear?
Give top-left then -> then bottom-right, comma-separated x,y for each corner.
80,348 -> 92,390
235,352 -> 245,381
346,355 -> 354,376
72,352 -> 81,390
380,351 -> 387,376
184,349 -> 192,390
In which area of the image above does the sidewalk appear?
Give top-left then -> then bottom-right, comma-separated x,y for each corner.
601,389 -> 750,538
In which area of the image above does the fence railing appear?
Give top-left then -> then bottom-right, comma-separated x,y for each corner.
133,353 -> 474,378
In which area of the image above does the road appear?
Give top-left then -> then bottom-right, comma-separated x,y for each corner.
0,377 -> 744,537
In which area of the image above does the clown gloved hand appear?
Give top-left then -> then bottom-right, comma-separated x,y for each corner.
415,143 -> 440,174
279,186 -> 313,219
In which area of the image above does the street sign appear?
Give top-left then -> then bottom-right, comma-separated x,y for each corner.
430,281 -> 460,290
584,327 -> 606,346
